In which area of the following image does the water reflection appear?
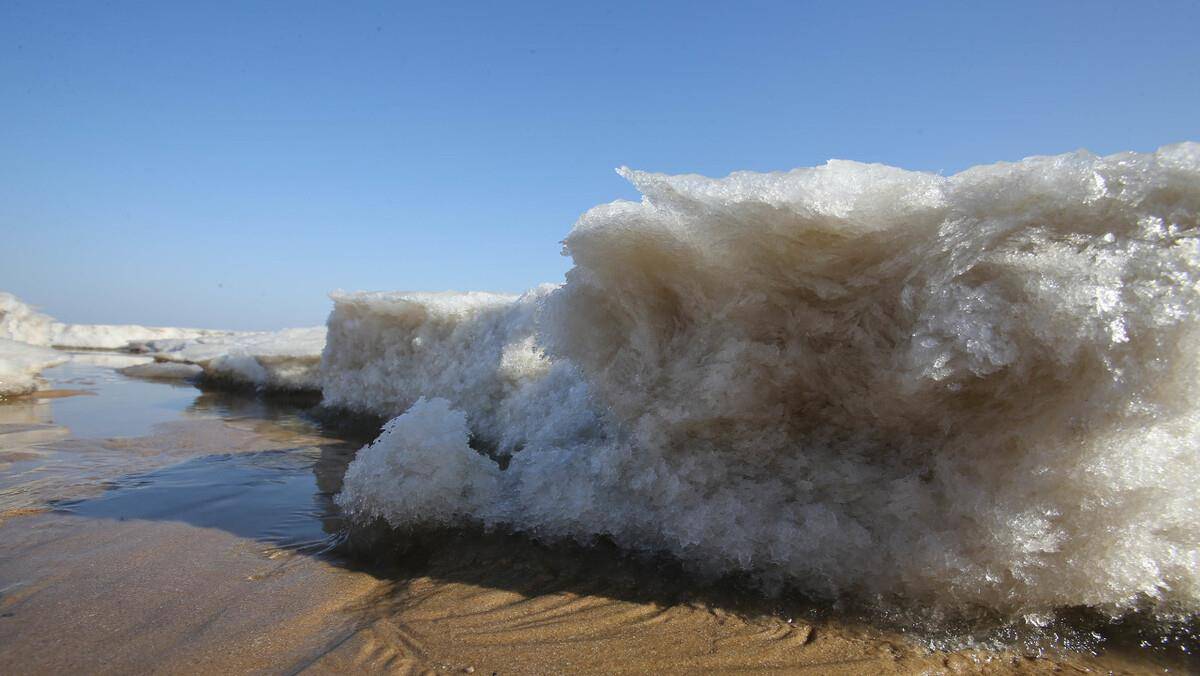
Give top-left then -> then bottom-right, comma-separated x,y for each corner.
1,353 -> 366,552
36,356 -> 205,438
58,443 -> 357,555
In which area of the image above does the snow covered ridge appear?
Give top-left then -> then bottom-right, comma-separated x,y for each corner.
0,292 -> 233,349
0,292 -> 326,391
0,338 -> 70,397
338,143 -> 1200,619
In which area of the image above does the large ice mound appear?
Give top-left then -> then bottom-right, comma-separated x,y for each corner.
349,144 -> 1198,616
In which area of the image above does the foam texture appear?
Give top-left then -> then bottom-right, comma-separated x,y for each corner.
337,144 -> 1200,619
320,287 -> 592,451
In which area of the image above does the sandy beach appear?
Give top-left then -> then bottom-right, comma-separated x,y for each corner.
5,512 -> 1192,674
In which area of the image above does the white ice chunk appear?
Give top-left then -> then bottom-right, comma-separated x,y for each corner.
0,338 -> 69,397
336,397 -> 500,526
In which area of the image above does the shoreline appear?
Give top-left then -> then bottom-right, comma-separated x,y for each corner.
0,359 -> 1194,672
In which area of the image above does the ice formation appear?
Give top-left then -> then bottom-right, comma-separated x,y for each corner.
0,292 -> 324,391
340,397 -> 502,525
0,292 -> 231,350
134,327 -> 326,391
117,361 -> 205,380
320,287 -> 593,451
0,338 -> 69,397
337,143 -> 1200,619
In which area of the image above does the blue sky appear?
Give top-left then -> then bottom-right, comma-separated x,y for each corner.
2,1 -> 1197,330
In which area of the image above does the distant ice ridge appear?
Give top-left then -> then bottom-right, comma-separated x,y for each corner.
0,292 -> 232,349
0,338 -> 69,397
337,143 -> 1200,619
0,292 -> 325,391
133,327 -> 326,391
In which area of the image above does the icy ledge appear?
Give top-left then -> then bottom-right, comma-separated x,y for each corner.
132,327 -> 326,391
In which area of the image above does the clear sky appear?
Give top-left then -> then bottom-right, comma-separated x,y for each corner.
2,1 -> 1198,330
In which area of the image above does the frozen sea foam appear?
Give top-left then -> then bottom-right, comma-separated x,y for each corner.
133,327 -> 326,391
0,292 -> 232,350
0,338 -> 69,397
320,287 -> 594,452
337,143 -> 1200,619
0,292 -> 324,391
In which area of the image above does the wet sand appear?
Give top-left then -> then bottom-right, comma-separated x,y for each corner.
3,513 -> 1189,675
0,357 -> 1194,674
